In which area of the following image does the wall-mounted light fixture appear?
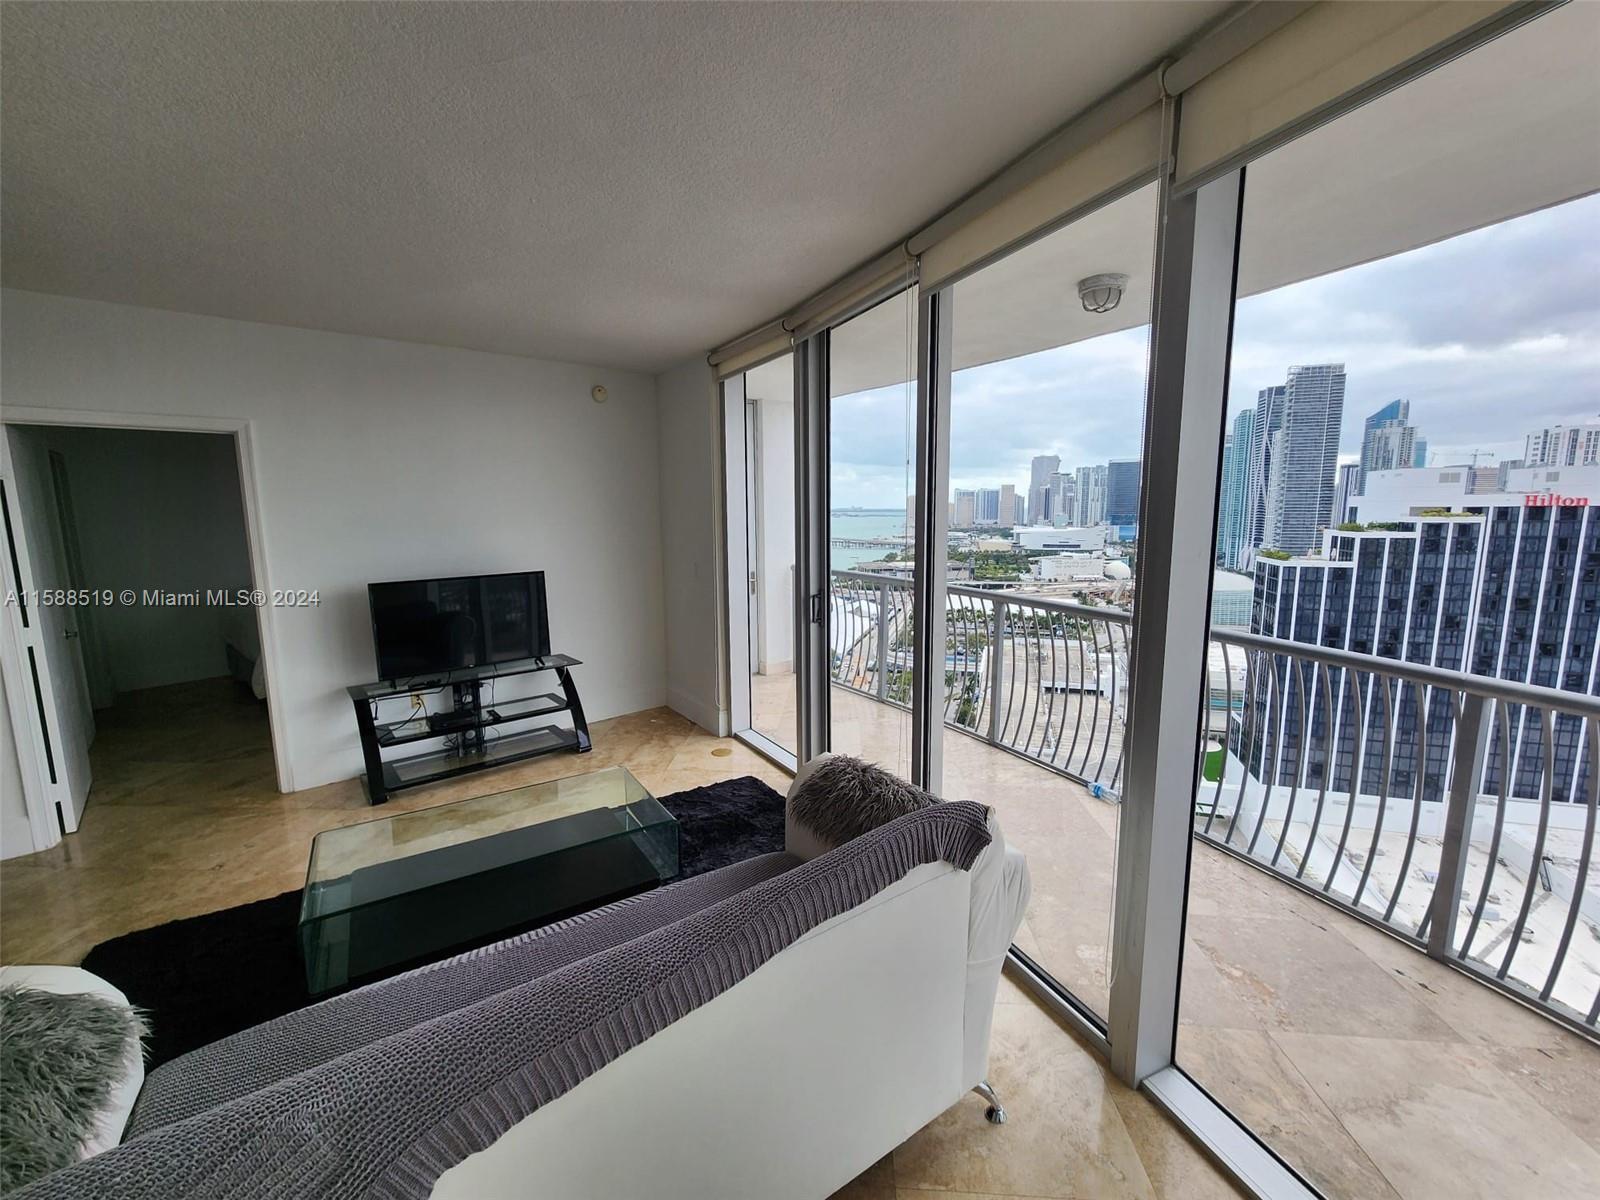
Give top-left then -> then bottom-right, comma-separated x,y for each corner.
1077,273 -> 1128,314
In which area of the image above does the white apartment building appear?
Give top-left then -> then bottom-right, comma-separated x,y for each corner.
1030,553 -> 1107,582
1012,524 -> 1108,553
1525,417 -> 1600,468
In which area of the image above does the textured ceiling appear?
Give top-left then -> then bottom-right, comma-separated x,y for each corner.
0,1 -> 1229,373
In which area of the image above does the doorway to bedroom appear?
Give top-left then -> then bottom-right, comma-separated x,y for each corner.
2,424 -> 275,845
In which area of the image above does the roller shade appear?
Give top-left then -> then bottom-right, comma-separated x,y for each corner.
709,323 -> 790,379
917,103 -> 1166,291
913,70 -> 1166,292
1173,1 -> 1526,190
785,248 -> 916,341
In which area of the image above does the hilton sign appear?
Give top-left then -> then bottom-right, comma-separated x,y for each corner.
1524,492 -> 1591,508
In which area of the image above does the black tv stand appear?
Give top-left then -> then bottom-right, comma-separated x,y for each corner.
348,654 -> 591,805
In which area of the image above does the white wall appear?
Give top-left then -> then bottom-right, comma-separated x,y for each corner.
654,357 -> 725,734
0,669 -> 33,860
1,289 -> 668,791
15,426 -> 254,695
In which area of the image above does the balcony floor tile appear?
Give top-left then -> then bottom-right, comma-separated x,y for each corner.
1183,912 -> 1461,1040
1272,1031 -> 1600,1200
748,677 -> 1600,1198
1178,1026 -> 1401,1199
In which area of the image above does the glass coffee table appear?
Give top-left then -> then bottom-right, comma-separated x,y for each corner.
299,766 -> 677,994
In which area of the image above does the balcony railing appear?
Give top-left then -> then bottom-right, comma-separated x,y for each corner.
828,568 -> 1600,1036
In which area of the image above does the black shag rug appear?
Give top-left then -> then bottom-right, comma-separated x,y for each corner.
80,775 -> 785,1069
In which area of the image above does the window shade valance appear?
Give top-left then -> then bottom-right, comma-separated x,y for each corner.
709,324 -> 792,379
915,100 -> 1166,292
1172,1 -> 1527,190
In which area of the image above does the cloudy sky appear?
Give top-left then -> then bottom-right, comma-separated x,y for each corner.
831,191 -> 1600,509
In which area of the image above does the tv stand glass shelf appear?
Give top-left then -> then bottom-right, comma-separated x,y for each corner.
348,654 -> 591,805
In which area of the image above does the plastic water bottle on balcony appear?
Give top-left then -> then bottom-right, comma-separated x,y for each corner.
1089,782 -> 1119,804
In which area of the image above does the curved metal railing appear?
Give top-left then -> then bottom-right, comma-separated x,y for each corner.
827,568 -> 1600,1036
1200,629 -> 1600,1035
829,570 -> 1131,791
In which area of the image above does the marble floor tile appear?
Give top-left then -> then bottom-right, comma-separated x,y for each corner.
1176,1027 -> 1400,1200
1103,1081 -> 1245,1200
1272,1032 -> 1600,1200
1322,911 -> 1585,1051
1486,1038 -> 1600,1154
893,1003 -> 1159,1200
828,1154 -> 895,1200
1183,913 -> 1461,1040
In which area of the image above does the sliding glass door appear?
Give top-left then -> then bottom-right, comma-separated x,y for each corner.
934,183 -> 1160,1024
824,287 -> 919,778
724,352 -> 799,765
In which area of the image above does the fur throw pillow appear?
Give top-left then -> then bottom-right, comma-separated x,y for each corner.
0,985 -> 146,1191
789,754 -> 940,850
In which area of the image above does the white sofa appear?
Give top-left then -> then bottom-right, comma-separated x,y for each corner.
435,773 -> 1031,1200
13,778 -> 1030,1199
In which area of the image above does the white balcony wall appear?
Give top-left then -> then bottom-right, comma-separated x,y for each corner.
0,288 -> 669,791
654,356 -> 726,735
750,384 -> 795,677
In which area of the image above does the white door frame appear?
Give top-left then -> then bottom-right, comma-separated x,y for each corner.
0,406 -> 295,850
0,437 -> 70,852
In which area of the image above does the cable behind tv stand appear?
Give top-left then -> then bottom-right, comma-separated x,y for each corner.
347,654 -> 591,805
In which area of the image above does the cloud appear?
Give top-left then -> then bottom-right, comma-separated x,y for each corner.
827,192 -> 1599,506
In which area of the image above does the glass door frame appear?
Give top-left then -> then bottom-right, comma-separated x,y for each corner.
757,162 -> 1313,1200
721,363 -> 800,772
792,276 -> 942,786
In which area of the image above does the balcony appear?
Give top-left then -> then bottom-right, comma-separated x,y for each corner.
752,571 -> 1600,1198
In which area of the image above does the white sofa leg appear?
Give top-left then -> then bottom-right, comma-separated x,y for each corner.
972,1080 -> 1006,1125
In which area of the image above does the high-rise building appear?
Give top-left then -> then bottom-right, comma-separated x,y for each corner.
905,492 -> 916,537
1074,464 -> 1107,526
1028,454 -> 1060,525
1412,438 -> 1429,468
1258,364 -> 1346,555
1049,471 -> 1075,526
1105,458 -> 1141,527
1524,417 -> 1600,467
953,489 -> 976,528
1244,384 -> 1285,554
998,483 -> 1017,529
974,488 -> 1001,525
1359,399 -> 1419,491
1245,464 -> 1600,806
1217,409 -> 1255,568
1333,462 -> 1360,526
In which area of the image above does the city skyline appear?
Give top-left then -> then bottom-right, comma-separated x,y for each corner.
828,191 -> 1597,510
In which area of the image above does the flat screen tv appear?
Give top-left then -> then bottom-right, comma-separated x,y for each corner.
368,571 -> 550,682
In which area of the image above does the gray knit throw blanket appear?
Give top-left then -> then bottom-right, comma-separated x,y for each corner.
18,800 -> 992,1200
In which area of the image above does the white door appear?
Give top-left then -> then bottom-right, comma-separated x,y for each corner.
1,426 -> 94,833
48,450 -> 114,711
